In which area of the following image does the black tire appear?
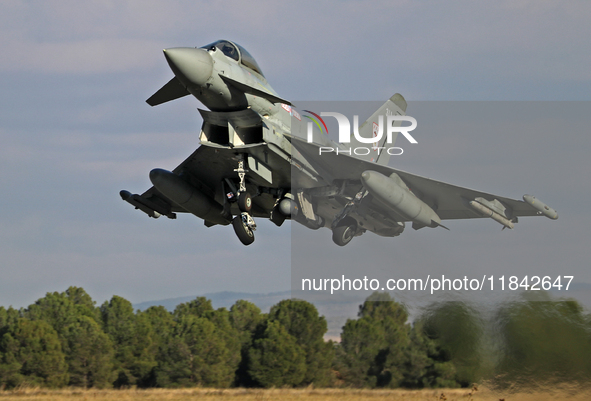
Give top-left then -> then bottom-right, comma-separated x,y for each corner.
332,223 -> 356,247
238,192 -> 252,213
232,215 -> 255,246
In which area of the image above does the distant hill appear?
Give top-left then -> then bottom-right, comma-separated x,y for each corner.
551,282 -> 591,307
133,290 -> 365,339
133,290 -> 292,313
133,283 -> 591,341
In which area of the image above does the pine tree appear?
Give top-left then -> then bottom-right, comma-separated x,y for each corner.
153,297 -> 240,388
155,315 -> 235,387
100,296 -> 157,387
495,292 -> 591,385
24,289 -> 115,388
338,292 -> 411,388
229,300 -> 264,386
65,316 -> 115,388
0,318 -> 69,388
267,299 -> 334,386
247,320 -> 306,387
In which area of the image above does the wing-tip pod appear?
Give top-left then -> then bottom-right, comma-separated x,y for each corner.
523,195 -> 558,220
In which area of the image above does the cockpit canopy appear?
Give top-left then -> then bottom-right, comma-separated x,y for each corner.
201,40 -> 264,77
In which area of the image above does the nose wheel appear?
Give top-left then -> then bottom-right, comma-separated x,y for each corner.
238,192 -> 252,213
232,212 -> 256,246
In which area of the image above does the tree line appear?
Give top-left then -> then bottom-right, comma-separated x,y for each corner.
1,287 -> 590,389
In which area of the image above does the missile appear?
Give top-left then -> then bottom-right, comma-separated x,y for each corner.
120,190 -> 177,219
468,200 -> 514,229
361,170 -> 442,228
149,168 -> 230,226
120,190 -> 162,218
523,195 -> 558,220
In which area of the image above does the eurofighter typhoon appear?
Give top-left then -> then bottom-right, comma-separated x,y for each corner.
120,40 -> 558,246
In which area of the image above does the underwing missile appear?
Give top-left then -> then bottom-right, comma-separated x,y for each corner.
523,195 -> 558,220
149,168 -> 230,226
120,190 -> 162,218
361,170 -> 442,228
468,200 -> 514,229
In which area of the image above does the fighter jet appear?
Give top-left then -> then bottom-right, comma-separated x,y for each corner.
120,39 -> 558,246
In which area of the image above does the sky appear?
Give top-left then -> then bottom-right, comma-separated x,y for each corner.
0,1 -> 590,309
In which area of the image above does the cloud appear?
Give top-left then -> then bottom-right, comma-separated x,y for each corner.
0,37 -> 166,74
1,1 -> 590,92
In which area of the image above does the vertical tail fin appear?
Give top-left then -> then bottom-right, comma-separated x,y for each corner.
344,93 -> 407,166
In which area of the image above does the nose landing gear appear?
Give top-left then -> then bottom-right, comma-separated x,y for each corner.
231,155 -> 256,245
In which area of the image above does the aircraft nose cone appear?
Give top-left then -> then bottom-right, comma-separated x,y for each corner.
163,47 -> 213,88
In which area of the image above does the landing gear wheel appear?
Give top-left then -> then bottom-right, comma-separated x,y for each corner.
332,217 -> 357,247
232,214 -> 255,246
332,225 -> 356,246
238,192 -> 252,213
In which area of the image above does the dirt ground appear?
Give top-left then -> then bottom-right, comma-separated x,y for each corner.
0,386 -> 589,401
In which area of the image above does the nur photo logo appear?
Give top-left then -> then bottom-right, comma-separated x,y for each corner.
303,110 -> 418,156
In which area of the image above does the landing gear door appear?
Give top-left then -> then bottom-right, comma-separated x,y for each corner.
296,190 -> 315,221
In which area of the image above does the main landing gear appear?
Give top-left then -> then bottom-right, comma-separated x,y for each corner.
331,190 -> 365,247
231,155 -> 256,246
332,216 -> 357,246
